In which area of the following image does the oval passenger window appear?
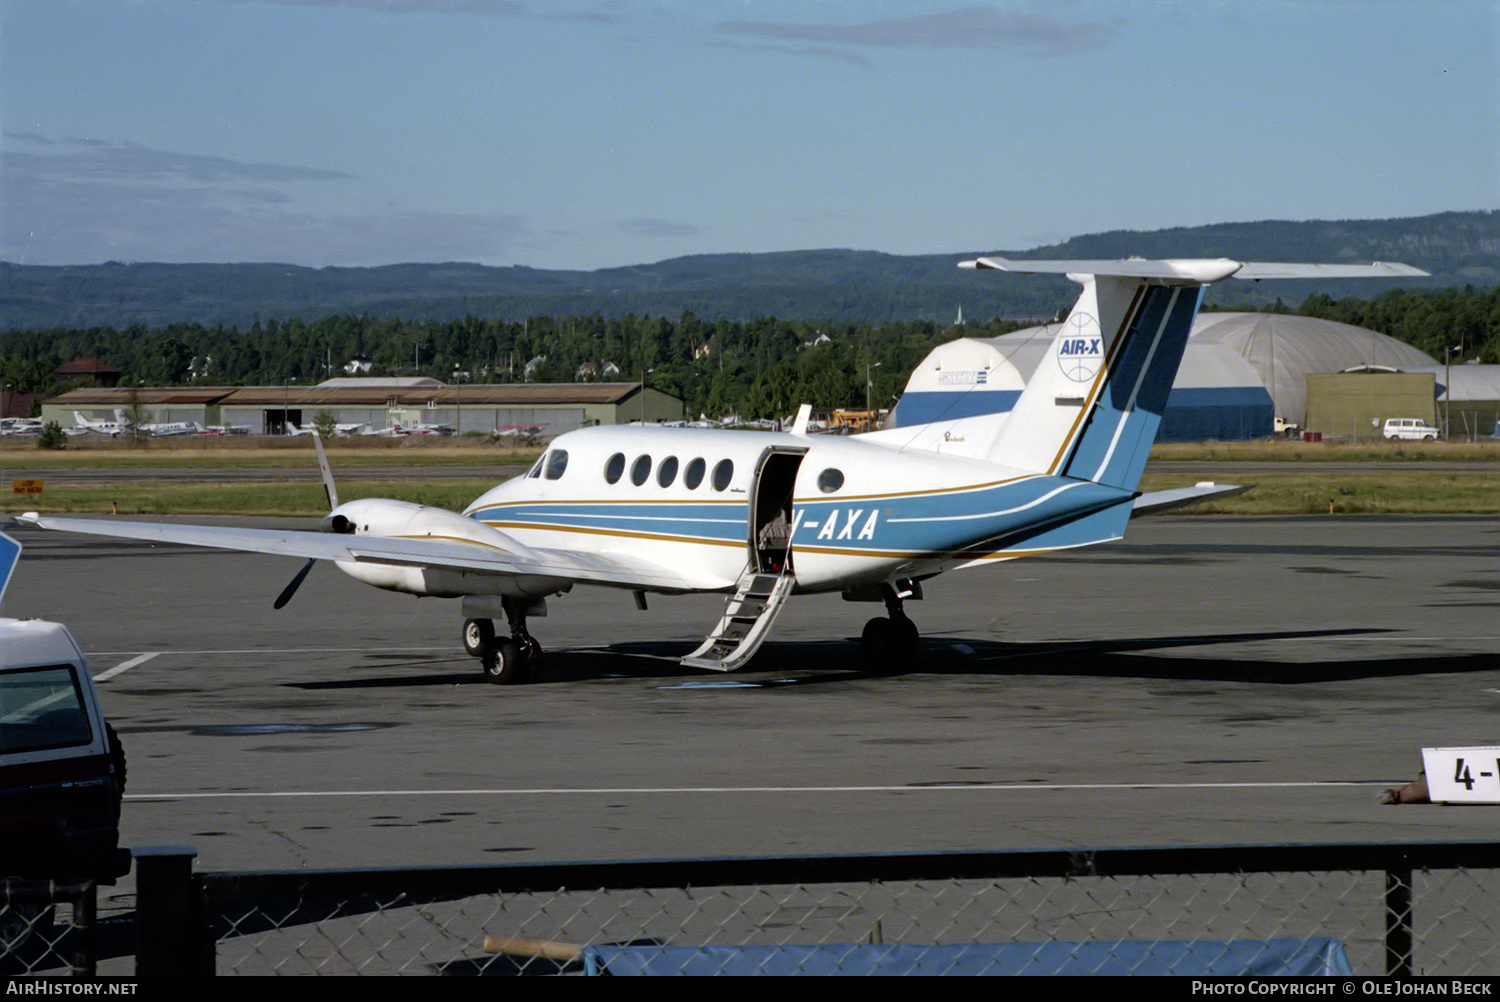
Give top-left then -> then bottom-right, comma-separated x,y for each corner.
711,459 -> 734,491
817,468 -> 844,493
604,452 -> 625,484
631,454 -> 652,486
683,457 -> 706,489
657,456 -> 679,487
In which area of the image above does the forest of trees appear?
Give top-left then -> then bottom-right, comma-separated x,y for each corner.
3,285 -> 1497,422
0,311 -> 1026,420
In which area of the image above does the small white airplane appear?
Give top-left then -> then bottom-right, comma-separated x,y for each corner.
71,410 -> 197,437
22,257 -> 1424,684
137,419 -> 199,437
72,411 -> 127,436
0,418 -> 43,437
287,421 -> 369,437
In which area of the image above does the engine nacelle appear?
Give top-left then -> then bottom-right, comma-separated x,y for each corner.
321,499 -> 566,598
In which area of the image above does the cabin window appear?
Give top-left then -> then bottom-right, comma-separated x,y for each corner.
683,457 -> 706,489
657,455 -> 679,488
604,452 -> 625,484
543,449 -> 569,480
630,454 -> 652,486
711,459 -> 734,492
817,468 -> 845,493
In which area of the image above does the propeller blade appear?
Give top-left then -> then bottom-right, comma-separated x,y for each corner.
313,431 -> 339,509
274,558 -> 316,610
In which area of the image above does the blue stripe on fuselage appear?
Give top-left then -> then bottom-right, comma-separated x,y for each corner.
470,500 -> 746,545
795,476 -> 1131,554
473,475 -> 1134,558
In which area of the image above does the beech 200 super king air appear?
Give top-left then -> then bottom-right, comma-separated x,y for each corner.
21,257 -> 1424,683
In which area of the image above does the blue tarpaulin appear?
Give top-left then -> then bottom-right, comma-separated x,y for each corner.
582,936 -> 1353,976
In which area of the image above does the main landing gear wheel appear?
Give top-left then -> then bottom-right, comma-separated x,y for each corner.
463,618 -> 495,657
515,635 -> 545,674
480,638 -> 528,684
861,615 -> 919,669
470,597 -> 548,684
861,582 -> 921,672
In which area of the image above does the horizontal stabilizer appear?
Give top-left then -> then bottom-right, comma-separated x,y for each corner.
960,256 -> 1428,283
1132,482 -> 1253,517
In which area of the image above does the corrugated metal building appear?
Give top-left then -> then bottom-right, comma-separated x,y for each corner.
44,381 -> 683,436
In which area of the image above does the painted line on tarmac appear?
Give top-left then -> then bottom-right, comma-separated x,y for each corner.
126,780 -> 1390,801
95,652 -> 159,681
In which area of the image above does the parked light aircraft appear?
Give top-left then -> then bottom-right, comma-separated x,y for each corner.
72,411 -> 127,437
287,421 -> 369,437
72,410 -> 199,437
22,257 -> 1424,683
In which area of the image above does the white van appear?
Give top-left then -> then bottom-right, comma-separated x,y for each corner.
1382,418 -> 1440,441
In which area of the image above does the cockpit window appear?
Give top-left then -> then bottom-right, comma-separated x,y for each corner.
657,456 -> 679,487
630,454 -> 652,486
817,468 -> 844,493
711,459 -> 734,492
683,457 -> 706,489
604,452 -> 625,484
526,456 -> 544,478
543,449 -> 569,480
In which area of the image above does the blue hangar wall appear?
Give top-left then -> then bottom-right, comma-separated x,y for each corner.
889,336 -> 1273,442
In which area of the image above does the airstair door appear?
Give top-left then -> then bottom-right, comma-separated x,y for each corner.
680,445 -> 806,671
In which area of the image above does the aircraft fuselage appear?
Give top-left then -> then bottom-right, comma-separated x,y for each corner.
461,424 -> 1135,596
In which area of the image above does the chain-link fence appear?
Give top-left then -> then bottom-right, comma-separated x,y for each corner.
7,842 -> 1496,975
1,876 -> 102,977
195,843 -> 1500,976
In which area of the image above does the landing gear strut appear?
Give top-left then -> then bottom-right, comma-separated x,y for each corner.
861,582 -> 920,671
467,597 -> 546,685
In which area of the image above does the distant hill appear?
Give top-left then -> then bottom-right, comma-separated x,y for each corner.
2,210 -> 1493,331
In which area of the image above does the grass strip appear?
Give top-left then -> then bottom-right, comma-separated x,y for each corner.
1138,472 -> 1500,515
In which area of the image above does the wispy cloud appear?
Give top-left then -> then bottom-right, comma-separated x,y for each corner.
617,217 -> 700,238
0,135 -> 536,265
5,135 -> 351,185
717,5 -> 1120,59
226,1 -> 527,15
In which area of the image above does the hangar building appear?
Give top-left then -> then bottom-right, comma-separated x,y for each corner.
43,380 -> 683,436
889,313 -> 1449,442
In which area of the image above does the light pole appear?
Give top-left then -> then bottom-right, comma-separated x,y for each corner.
866,361 -> 881,412
1444,343 -> 1461,439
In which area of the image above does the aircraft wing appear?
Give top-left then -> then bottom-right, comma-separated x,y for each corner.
1131,482 -> 1252,516
15,513 -> 699,591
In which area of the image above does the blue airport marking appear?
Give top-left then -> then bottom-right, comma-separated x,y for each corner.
0,531 -> 21,609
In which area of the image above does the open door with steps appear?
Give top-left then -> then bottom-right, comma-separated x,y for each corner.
680,445 -> 805,671
680,567 -> 796,671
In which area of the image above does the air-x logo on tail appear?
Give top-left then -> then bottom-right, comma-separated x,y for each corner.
1056,313 -> 1103,382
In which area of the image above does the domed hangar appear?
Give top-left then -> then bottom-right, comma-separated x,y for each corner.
890,313 -> 1438,441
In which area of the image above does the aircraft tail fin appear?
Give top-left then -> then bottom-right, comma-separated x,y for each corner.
965,257 -> 1426,491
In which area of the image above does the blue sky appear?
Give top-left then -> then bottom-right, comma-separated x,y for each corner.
2,0 -> 1495,270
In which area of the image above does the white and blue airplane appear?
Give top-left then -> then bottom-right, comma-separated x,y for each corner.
21,257 -> 1424,683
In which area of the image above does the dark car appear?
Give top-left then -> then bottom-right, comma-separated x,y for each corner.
0,618 -> 126,880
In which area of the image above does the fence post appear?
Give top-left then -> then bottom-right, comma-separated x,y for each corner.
1384,866 -> 1413,976
135,846 -> 212,976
